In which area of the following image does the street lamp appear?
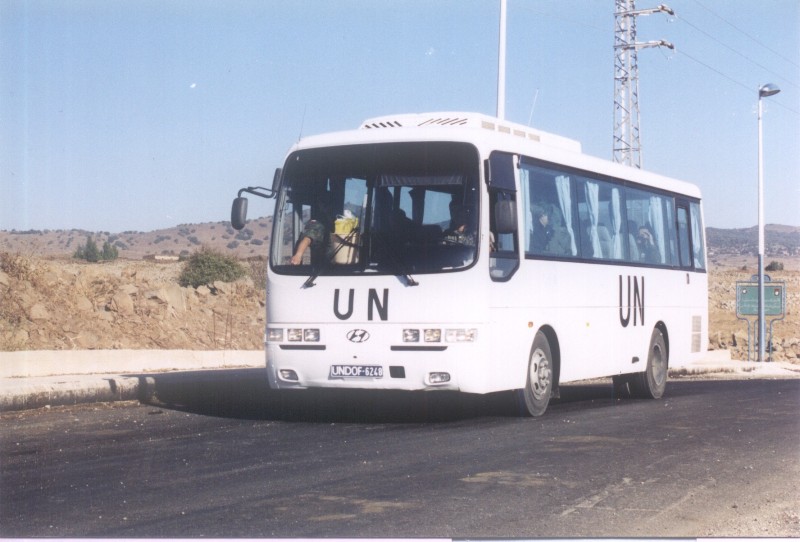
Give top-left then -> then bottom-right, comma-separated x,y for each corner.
497,0 -> 507,120
757,83 -> 780,362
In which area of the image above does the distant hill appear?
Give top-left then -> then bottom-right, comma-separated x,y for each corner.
706,225 -> 800,258
0,218 -> 273,260
2,221 -> 798,260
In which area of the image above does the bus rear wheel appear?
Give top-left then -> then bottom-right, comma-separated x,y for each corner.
522,332 -> 554,417
630,327 -> 668,399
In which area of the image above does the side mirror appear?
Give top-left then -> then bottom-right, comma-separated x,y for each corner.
231,173 -> 280,230
231,197 -> 248,230
495,200 -> 517,234
271,168 -> 282,193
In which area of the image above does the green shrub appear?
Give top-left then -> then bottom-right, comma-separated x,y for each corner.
74,235 -> 100,262
178,247 -> 245,288
73,235 -> 118,262
101,241 -> 118,261
765,261 -> 784,272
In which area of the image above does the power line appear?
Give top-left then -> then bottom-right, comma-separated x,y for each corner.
675,48 -> 753,92
692,0 -> 800,69
675,14 -> 799,91
511,2 -> 799,118
675,49 -> 800,115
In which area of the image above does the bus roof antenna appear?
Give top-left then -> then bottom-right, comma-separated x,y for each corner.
528,88 -> 540,126
297,105 -> 307,142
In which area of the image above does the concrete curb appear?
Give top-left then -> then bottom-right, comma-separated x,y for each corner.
0,349 -> 264,378
1,375 -> 148,411
1,349 -> 798,412
0,350 -> 262,412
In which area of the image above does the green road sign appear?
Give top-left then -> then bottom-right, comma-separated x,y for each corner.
736,282 -> 785,317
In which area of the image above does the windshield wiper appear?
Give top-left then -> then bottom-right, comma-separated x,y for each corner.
302,230 -> 359,288
369,231 -> 419,287
302,229 -> 418,288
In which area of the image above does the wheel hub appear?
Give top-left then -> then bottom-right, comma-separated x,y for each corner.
529,349 -> 552,399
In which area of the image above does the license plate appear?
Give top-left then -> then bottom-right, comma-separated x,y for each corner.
330,365 -> 384,378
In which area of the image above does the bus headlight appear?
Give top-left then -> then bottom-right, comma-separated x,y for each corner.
403,329 -> 443,342
428,372 -> 451,384
445,328 -> 478,342
279,369 -> 299,381
267,328 -> 284,342
287,328 -> 303,342
303,328 -> 321,342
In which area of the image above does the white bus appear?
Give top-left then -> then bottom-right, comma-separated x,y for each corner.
231,112 -> 708,416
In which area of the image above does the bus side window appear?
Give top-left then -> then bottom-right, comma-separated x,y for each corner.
576,177 -> 624,260
677,205 -> 692,268
690,202 -> 706,270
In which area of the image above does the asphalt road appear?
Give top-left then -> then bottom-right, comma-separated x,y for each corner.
2,371 -> 798,538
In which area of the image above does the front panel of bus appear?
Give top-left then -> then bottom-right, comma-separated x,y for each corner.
264,141 -> 495,392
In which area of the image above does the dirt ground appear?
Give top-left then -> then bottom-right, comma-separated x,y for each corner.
707,255 -> 800,362
1,253 -> 798,364
0,255 -> 265,351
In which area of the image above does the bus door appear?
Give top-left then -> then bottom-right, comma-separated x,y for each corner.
483,152 -> 532,391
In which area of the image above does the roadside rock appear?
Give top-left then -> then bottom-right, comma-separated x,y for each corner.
28,303 -> 50,322
109,292 -> 135,315
75,296 -> 94,312
146,285 -> 186,311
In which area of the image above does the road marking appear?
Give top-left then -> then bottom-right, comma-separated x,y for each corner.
560,478 -> 633,516
308,495 -> 414,522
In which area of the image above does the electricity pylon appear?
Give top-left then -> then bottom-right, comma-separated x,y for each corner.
613,1 -> 674,168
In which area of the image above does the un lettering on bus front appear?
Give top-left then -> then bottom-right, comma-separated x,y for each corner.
333,288 -> 389,321
619,275 -> 644,327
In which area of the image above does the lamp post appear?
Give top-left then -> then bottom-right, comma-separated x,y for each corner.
497,0 -> 507,120
757,83 -> 780,362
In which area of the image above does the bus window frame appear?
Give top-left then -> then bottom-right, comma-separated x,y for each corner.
517,155 -> 705,272
486,152 -> 520,282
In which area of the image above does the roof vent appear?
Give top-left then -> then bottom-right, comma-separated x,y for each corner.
362,119 -> 405,129
358,112 -> 581,153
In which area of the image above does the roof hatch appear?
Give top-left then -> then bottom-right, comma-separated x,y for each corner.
359,112 -> 582,153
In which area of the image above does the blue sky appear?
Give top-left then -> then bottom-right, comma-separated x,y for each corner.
2,0 -> 798,232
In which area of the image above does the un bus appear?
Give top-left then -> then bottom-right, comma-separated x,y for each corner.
231,112 -> 708,416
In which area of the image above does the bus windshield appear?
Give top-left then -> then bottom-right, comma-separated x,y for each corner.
271,142 -> 480,276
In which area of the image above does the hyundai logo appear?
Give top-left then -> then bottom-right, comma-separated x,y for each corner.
346,329 -> 370,343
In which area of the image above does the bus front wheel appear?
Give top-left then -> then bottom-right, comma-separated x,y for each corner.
630,327 -> 668,399
522,332 -> 554,417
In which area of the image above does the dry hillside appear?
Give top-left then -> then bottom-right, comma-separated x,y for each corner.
0,218 -> 273,261
0,255 -> 265,351
1,224 -> 799,363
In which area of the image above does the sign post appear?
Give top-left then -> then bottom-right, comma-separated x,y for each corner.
736,275 -> 786,361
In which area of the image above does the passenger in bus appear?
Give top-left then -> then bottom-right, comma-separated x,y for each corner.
544,207 -> 572,255
290,219 -> 327,265
531,205 -> 553,252
636,224 -> 661,263
444,205 -> 476,246
627,220 -> 640,260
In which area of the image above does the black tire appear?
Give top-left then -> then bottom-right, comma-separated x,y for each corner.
521,332 -> 554,417
630,327 -> 668,399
